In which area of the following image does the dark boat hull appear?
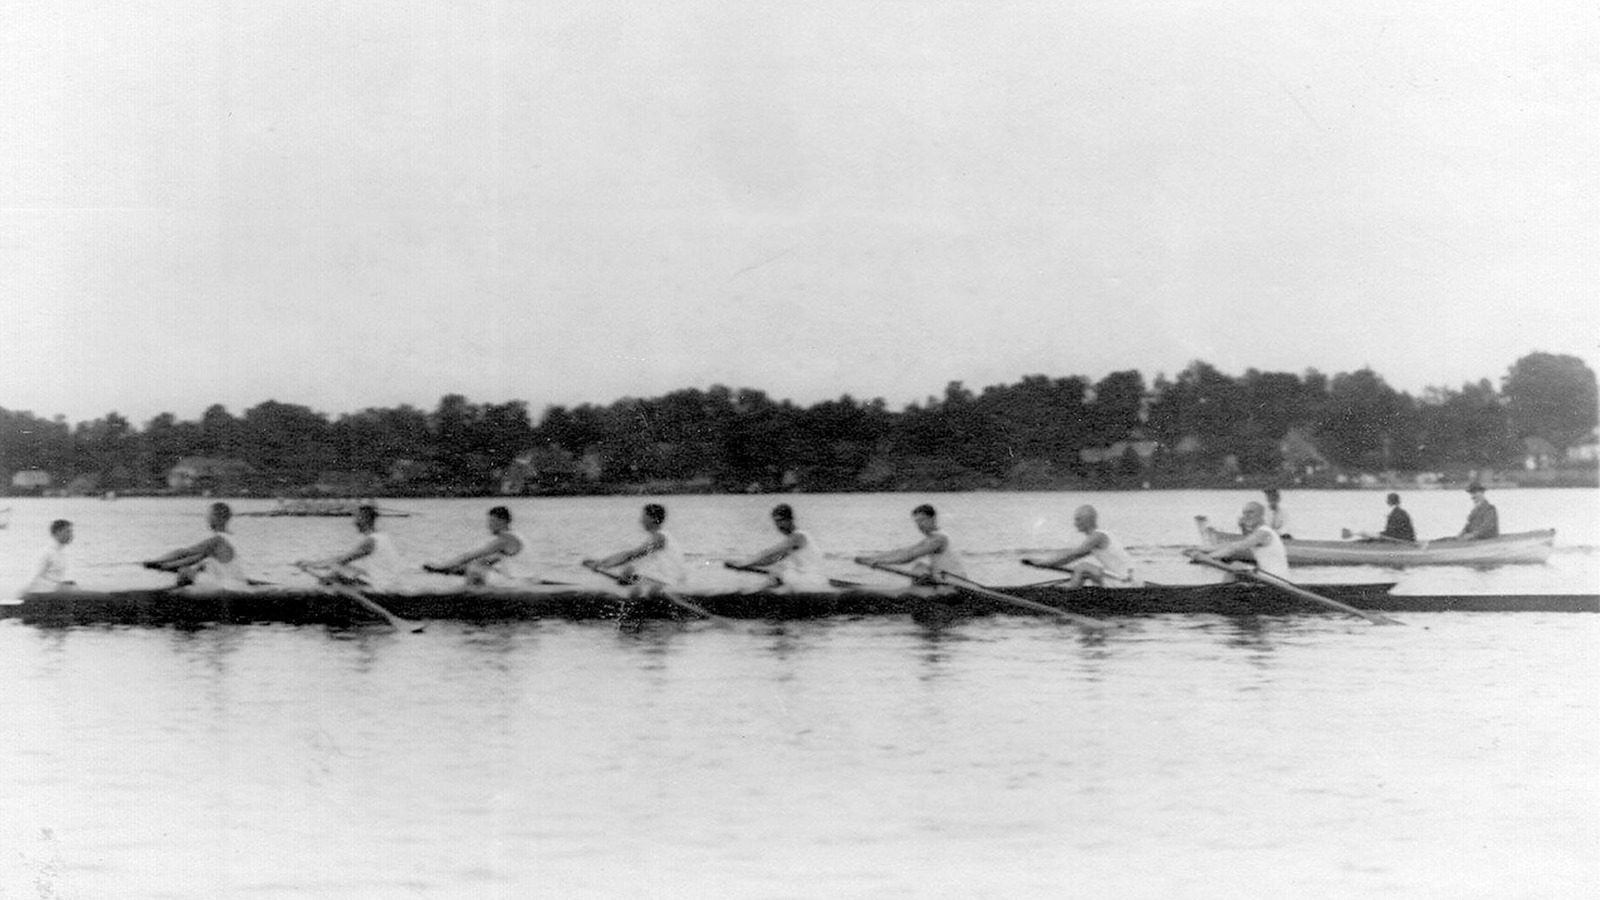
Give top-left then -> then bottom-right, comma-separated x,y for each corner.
6,582 -> 1594,627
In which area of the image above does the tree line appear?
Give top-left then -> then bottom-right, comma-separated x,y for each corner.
1,352 -> 1594,496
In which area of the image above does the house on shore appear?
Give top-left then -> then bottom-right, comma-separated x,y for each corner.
167,457 -> 254,494
9,469 -> 52,493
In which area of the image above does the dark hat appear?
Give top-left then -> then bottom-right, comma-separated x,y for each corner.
1466,482 -> 1486,494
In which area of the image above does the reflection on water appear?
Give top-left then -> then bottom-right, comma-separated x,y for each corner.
0,614 -> 1595,898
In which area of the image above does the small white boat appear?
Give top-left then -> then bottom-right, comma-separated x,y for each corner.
1205,527 -> 1555,566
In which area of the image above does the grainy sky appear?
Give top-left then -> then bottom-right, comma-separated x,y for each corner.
3,1 -> 1596,423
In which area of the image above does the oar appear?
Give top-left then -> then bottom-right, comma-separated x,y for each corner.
296,563 -> 423,632
1340,528 -> 1428,550
1021,559 -> 1164,588
859,561 -> 1114,631
1185,552 -> 1401,626
583,562 -> 732,626
1341,528 -> 1409,545
724,561 -> 782,584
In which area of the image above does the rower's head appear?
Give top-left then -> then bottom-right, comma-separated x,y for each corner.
1466,483 -> 1487,504
1239,501 -> 1266,529
1264,488 -> 1281,507
487,505 -> 512,533
354,505 -> 379,532
641,503 -> 667,532
208,502 -> 232,531
1073,505 -> 1098,533
50,519 -> 73,545
912,504 -> 938,535
1386,492 -> 1401,507
771,503 -> 795,534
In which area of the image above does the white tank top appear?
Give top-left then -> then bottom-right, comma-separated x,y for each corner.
635,529 -> 687,586
355,532 -> 404,589
775,530 -> 826,588
193,532 -> 250,590
927,531 -> 967,579
485,530 -> 539,584
1250,526 -> 1290,578
26,546 -> 69,593
1089,530 -> 1134,581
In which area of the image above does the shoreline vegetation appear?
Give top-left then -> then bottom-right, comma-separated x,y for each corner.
4,353 -> 1597,498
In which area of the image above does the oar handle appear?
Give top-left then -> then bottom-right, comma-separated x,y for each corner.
859,560 -> 928,581
583,561 -> 632,586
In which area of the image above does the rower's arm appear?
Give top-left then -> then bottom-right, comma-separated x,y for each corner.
335,536 -> 378,566
739,534 -> 801,569
433,535 -> 511,570
1031,533 -> 1104,568
1201,529 -> 1268,559
145,535 -> 223,568
591,533 -> 664,571
303,536 -> 377,568
860,534 -> 944,566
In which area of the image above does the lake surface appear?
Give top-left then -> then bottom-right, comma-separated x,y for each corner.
2,490 -> 1597,898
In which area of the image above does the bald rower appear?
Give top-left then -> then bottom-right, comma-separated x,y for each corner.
1190,501 -> 1289,578
1023,505 -> 1138,588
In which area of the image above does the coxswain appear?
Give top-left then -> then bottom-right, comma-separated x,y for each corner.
1188,501 -> 1289,578
1023,505 -> 1138,588
297,504 -> 406,589
726,503 -> 827,590
583,503 -> 688,589
143,502 -> 251,588
423,506 -> 543,586
854,503 -> 967,584
23,519 -> 76,595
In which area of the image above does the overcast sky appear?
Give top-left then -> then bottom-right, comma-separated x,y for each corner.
3,1 -> 1596,424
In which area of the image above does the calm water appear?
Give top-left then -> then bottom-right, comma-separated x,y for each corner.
2,490 -> 1597,898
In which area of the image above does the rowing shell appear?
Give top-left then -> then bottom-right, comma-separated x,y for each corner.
6,582 -> 1595,627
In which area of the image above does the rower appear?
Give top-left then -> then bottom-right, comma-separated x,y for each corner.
1189,501 -> 1289,578
143,502 -> 251,588
726,503 -> 827,590
1022,505 -> 1138,588
1263,488 -> 1293,539
854,503 -> 966,584
1376,492 -> 1416,542
423,505 -> 542,586
1444,482 -> 1499,541
297,505 -> 406,590
584,503 -> 688,589
23,519 -> 76,595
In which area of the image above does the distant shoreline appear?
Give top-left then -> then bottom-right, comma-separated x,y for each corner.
9,468 -> 1594,501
